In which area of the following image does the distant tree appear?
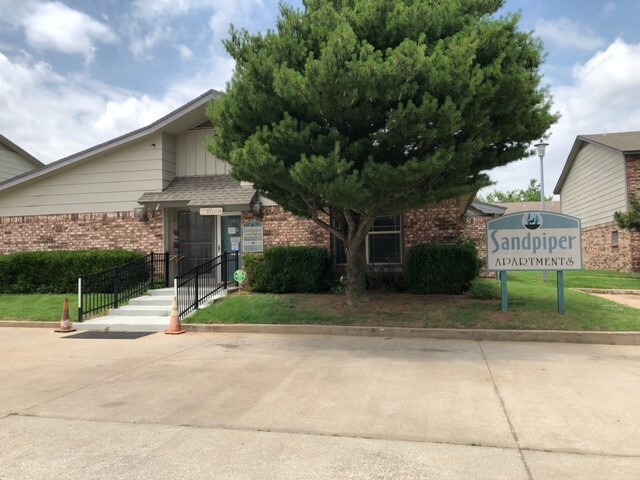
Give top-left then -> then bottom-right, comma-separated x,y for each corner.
614,196 -> 640,231
208,0 -> 558,305
477,179 -> 553,203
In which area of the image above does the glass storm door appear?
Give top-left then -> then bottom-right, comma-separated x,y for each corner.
178,212 -> 215,275
221,215 -> 242,278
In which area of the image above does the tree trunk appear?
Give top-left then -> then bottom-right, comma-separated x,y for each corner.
345,237 -> 367,306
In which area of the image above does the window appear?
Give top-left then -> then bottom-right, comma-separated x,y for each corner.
612,231 -> 619,247
333,216 -> 402,265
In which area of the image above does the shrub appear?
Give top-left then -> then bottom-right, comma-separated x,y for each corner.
0,250 -> 146,294
406,243 -> 480,294
243,253 -> 268,291
366,265 -> 406,292
244,246 -> 330,293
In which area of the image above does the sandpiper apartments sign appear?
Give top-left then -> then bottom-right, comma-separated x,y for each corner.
486,212 -> 582,271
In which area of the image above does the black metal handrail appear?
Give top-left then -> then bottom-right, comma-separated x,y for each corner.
175,251 -> 238,319
78,252 -> 169,321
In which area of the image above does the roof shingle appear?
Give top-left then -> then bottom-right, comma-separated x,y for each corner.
138,175 -> 256,207
579,131 -> 640,153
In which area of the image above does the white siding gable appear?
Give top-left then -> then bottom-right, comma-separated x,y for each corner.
561,143 -> 627,228
0,143 -> 37,182
0,134 -> 165,216
176,128 -> 229,176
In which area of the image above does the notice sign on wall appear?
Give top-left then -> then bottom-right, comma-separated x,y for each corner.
242,221 -> 264,253
486,212 -> 582,271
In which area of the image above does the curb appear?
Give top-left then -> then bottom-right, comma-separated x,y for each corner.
576,288 -> 640,295
2,320 -> 640,346
0,321 -> 55,329
183,323 -> 640,346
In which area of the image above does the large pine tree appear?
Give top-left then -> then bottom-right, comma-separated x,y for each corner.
208,0 -> 558,305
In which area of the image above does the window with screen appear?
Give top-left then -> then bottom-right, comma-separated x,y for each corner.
333,216 -> 402,265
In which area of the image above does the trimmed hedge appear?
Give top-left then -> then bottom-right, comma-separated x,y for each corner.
244,246 -> 330,293
406,243 -> 480,295
0,250 -> 146,294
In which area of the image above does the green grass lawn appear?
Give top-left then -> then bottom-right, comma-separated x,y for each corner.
185,270 -> 640,331
0,294 -> 78,322
1,270 -> 638,329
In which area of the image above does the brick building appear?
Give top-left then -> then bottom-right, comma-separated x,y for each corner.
554,132 -> 640,272
0,91 -> 497,278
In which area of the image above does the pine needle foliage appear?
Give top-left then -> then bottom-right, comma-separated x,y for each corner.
208,0 -> 558,304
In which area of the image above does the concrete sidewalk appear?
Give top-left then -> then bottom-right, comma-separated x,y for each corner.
0,328 -> 639,479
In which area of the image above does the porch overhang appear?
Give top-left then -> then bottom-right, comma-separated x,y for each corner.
138,175 -> 257,211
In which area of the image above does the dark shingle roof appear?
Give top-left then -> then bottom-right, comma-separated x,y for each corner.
579,131 -> 640,153
468,201 -> 506,216
138,175 -> 256,207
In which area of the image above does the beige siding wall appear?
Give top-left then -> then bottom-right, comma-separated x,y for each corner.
0,134 -> 164,216
0,144 -> 37,182
176,128 -> 229,176
162,132 -> 177,187
561,143 -> 628,228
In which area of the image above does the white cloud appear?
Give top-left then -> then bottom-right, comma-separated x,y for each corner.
92,95 -> 179,135
132,0 -> 193,18
128,23 -> 172,59
535,18 -> 605,51
177,44 -> 194,60
208,0 -> 265,39
0,0 -> 39,26
124,0 -> 267,61
21,1 -> 117,62
131,0 -> 265,19
485,38 -> 640,196
0,50 -> 235,164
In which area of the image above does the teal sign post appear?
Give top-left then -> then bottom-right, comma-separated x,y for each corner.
486,212 -> 582,314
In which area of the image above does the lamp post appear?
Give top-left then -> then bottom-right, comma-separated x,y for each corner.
534,141 -> 549,281
534,142 -> 548,211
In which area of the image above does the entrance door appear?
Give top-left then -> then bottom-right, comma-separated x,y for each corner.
221,215 -> 242,278
178,212 -> 215,275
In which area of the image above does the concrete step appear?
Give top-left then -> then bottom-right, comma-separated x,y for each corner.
108,305 -> 171,317
148,288 -> 175,296
128,296 -> 174,307
76,287 -> 231,332
75,316 -> 170,332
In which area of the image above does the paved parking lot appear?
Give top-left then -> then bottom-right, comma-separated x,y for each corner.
0,327 -> 639,479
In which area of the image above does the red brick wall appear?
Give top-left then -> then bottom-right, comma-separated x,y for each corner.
581,221 -> 639,272
461,215 -> 493,261
248,201 -> 479,260
0,201 -> 489,263
0,211 -> 163,255
627,155 -> 640,197
404,199 -> 465,248
625,155 -> 640,271
243,206 -> 330,249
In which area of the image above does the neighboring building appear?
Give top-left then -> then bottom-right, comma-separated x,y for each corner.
554,131 -> 640,272
0,135 -> 43,183
0,90 -> 491,277
463,201 -> 506,262
494,201 -> 561,215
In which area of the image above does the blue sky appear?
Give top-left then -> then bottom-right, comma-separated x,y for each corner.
2,0 -> 640,196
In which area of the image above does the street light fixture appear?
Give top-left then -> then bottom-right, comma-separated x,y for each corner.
534,141 -> 549,281
534,142 -> 549,212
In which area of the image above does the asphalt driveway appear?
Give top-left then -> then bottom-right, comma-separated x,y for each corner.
0,328 -> 639,479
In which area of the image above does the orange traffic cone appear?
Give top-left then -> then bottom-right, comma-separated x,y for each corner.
165,296 -> 185,335
54,297 -> 76,333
